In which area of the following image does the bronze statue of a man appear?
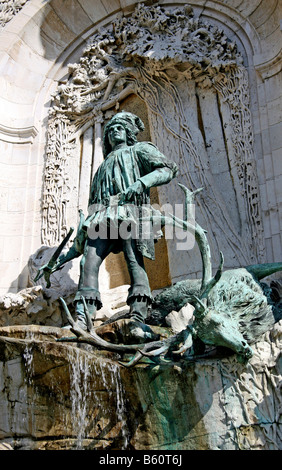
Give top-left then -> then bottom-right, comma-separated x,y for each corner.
40,112 -> 178,330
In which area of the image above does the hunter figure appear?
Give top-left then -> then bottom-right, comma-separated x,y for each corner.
37,112 -> 178,330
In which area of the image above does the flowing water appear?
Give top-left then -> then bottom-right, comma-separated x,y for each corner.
68,346 -> 129,449
21,330 -> 37,438
68,348 -> 90,449
22,331 -> 35,384
20,329 -> 129,449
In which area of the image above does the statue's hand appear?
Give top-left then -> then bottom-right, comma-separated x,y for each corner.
120,180 -> 144,202
34,263 -> 50,281
34,260 -> 61,286
41,262 -> 60,274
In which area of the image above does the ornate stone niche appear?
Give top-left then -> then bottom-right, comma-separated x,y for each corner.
41,4 -> 264,285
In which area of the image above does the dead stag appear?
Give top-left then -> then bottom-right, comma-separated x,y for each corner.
57,184 -> 282,366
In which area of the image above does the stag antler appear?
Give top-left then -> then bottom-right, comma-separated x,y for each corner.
129,184 -> 225,360
57,184 -> 224,365
172,184 -> 224,296
126,184 -> 225,362
144,184 -> 222,296
57,297 -> 166,356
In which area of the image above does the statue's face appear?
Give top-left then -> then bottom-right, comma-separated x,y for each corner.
107,123 -> 127,149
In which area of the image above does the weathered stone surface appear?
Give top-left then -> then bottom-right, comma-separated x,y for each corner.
0,285 -> 81,331
0,259 -> 131,328
0,286 -> 65,327
0,322 -> 280,450
0,0 -> 281,453
165,304 -> 195,334
0,0 -> 281,296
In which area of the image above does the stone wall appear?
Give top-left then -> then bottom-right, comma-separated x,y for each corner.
0,0 -> 281,294
0,0 -> 281,453
0,323 -> 280,450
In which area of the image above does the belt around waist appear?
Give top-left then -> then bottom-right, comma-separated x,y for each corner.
102,194 -> 121,207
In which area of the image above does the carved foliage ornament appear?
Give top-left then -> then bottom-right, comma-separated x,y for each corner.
0,0 -> 29,27
50,4 -> 242,119
42,3 -> 264,265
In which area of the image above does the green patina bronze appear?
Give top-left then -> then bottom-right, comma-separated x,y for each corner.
36,112 -> 282,366
37,111 -> 178,331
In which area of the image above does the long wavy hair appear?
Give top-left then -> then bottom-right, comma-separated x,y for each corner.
102,112 -> 145,157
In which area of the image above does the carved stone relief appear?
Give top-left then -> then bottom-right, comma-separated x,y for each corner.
0,0 -> 29,27
42,3 -> 265,279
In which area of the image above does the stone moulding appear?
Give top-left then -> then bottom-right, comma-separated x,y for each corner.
254,51 -> 282,80
0,122 -> 38,143
41,3 -> 264,266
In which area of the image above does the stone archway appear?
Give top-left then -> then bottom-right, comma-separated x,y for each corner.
41,4 -> 264,286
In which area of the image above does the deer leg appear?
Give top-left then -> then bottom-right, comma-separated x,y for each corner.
119,340 -> 166,367
139,343 -> 170,358
123,330 -> 192,365
172,327 -> 193,355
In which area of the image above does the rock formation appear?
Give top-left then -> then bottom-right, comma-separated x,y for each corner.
0,322 -> 280,450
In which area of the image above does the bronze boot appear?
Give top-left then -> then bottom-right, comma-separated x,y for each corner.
75,298 -> 97,331
128,295 -> 149,323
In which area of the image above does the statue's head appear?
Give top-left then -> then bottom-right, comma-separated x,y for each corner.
103,112 -> 145,157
